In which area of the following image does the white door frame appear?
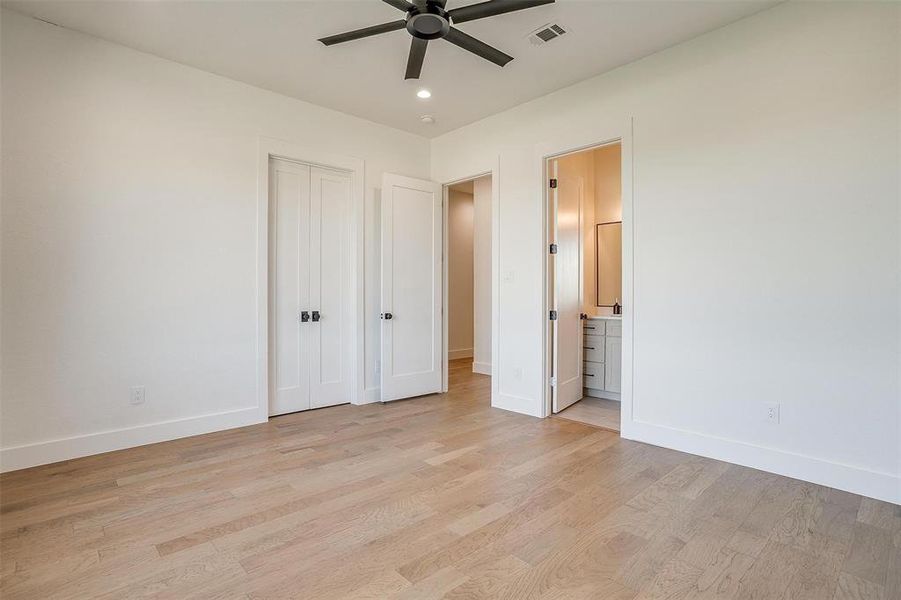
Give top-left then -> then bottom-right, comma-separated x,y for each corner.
537,119 -> 634,435
257,137 -> 365,421
441,171 -> 493,392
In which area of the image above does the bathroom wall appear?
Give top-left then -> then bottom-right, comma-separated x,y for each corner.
593,143 -> 623,309
594,143 -> 622,223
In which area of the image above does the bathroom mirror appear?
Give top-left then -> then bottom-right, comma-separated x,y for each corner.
596,221 -> 622,307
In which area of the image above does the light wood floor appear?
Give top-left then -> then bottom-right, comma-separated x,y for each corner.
2,359 -> 898,599
556,396 -> 622,432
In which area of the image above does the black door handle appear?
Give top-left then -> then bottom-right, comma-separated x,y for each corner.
311,310 -> 320,322
382,312 -> 393,320
300,311 -> 310,323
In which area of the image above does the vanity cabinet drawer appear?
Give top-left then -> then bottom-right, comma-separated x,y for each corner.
582,320 -> 605,336
582,335 -> 605,363
583,361 -> 604,388
606,320 -> 622,337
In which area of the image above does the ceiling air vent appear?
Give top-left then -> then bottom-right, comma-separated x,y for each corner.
528,23 -> 568,45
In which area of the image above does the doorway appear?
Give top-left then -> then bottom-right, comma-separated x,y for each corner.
444,174 -> 492,395
546,142 -> 623,432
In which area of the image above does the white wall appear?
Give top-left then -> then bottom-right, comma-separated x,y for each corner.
0,10 -> 430,470
472,176 -> 492,375
2,3 -> 899,503
448,190 -> 474,359
431,2 -> 901,503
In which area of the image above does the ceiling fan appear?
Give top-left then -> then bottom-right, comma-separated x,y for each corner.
318,0 -> 556,80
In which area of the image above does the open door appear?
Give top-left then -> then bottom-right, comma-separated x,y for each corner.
551,160 -> 584,413
381,173 -> 443,402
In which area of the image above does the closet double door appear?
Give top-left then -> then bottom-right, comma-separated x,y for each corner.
269,158 -> 353,416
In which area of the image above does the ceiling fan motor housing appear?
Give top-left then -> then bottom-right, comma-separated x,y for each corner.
406,3 -> 451,40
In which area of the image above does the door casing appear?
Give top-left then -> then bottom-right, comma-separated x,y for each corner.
440,172 -> 493,392
538,120 -> 634,433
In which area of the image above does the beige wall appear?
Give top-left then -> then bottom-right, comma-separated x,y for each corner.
594,143 -> 622,223
472,176 -> 492,374
593,143 -> 622,308
448,190 -> 474,358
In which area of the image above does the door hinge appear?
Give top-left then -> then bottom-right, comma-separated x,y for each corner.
550,376 -> 557,387
549,310 -> 558,321
549,243 -> 558,254
549,178 -> 557,189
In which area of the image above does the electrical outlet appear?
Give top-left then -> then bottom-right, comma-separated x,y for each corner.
514,367 -> 523,380
130,386 -> 146,405
764,402 -> 780,424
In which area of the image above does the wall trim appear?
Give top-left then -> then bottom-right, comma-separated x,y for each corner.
449,348 -> 473,360
537,119 -> 634,422
0,407 -> 263,473
472,362 -> 491,375
621,420 -> 900,505
492,392 -> 543,418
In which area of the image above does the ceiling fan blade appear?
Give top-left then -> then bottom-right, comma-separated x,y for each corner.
443,27 -> 513,67
405,38 -> 429,79
318,19 -> 406,46
448,0 -> 555,25
382,0 -> 414,11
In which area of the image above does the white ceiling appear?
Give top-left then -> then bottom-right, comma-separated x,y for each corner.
4,0 -> 778,137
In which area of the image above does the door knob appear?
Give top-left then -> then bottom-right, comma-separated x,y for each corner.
300,311 -> 310,323
382,312 -> 393,320
580,313 -> 588,320
311,310 -> 320,322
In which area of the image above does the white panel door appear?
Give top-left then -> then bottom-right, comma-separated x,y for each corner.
552,162 -> 584,413
270,159 -> 311,416
309,166 -> 353,408
381,173 -> 442,401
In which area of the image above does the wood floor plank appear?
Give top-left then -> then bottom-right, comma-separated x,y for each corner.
842,522 -> 892,586
0,359 -> 895,600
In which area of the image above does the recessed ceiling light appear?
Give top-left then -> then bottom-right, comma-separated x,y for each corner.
417,89 -> 432,99
420,115 -> 435,124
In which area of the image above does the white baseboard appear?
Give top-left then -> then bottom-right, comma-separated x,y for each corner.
621,420 -> 900,505
492,391 -> 543,418
472,362 -> 492,375
361,387 -> 381,404
0,407 -> 264,473
449,348 -> 473,360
